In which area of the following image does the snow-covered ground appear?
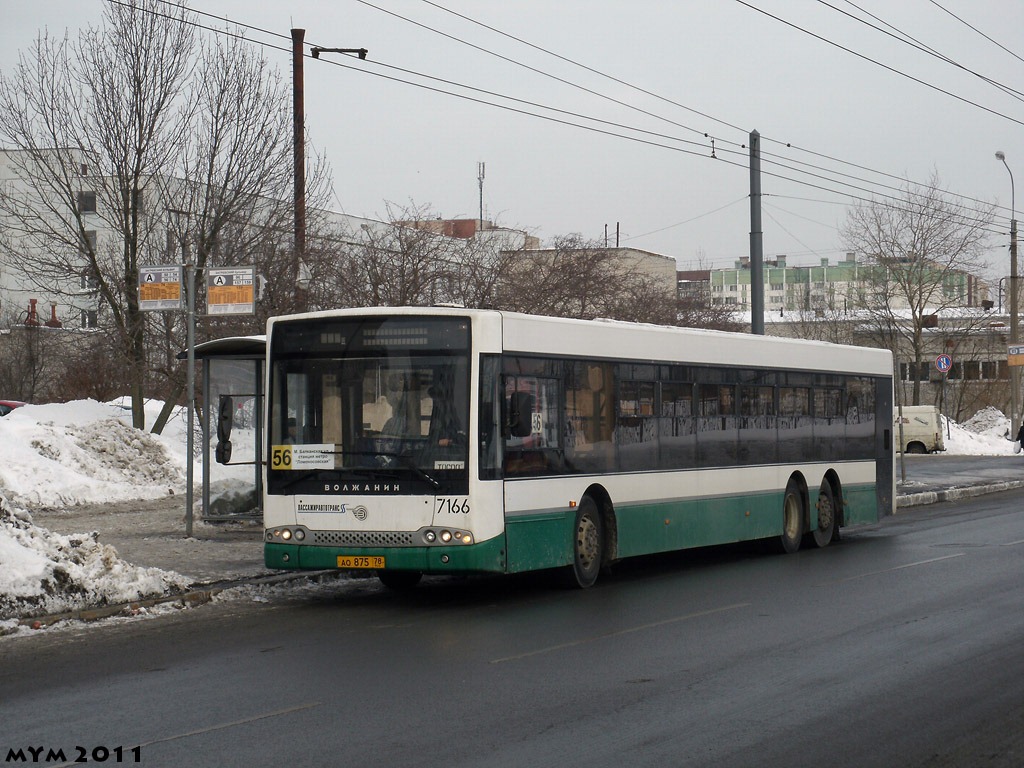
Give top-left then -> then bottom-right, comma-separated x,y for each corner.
0,398 -> 252,631
0,398 -> 1018,632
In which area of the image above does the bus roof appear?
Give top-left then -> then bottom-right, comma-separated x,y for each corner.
267,307 -> 892,377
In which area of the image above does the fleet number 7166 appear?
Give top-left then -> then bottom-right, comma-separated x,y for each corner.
437,498 -> 470,514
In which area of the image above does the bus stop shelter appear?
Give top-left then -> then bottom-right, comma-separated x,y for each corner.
181,336 -> 266,522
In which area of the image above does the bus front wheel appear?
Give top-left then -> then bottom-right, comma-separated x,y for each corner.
563,496 -> 603,588
779,483 -> 805,554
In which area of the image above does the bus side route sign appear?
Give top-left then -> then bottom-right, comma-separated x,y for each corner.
207,267 -> 255,315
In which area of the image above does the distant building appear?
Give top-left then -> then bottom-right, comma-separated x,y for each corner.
710,252 -> 988,313
677,269 -> 711,302
0,148 -> 102,328
397,217 -> 540,249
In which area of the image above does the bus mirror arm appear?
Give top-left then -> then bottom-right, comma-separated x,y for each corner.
508,392 -> 534,438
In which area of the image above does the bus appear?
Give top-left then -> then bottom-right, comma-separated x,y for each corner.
262,307 -> 894,589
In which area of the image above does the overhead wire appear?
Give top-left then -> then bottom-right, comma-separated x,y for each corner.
820,0 -> 1024,102
142,1 -> 1006,242
732,0 -> 1024,128
407,0 -> 1013,226
928,0 -> 1024,67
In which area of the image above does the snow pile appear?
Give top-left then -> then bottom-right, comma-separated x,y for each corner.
943,407 -> 1017,455
0,397 -> 252,628
0,492 -> 189,624
0,400 -> 188,507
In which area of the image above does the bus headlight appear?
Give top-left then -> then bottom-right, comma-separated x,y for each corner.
421,528 -> 473,545
267,527 -> 308,543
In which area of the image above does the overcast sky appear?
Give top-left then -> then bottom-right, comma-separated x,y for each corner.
2,1 -> 1023,275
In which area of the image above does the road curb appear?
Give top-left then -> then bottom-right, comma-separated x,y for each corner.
13,569 -> 342,630
896,480 -> 1024,509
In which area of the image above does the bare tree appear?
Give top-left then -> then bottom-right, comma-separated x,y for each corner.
494,234 -> 679,324
0,2 -> 192,427
0,2 -> 322,428
842,171 -> 994,404
312,202 -> 469,309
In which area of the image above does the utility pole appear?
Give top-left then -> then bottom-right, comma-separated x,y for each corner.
997,151 -> 1018,431
292,34 -> 368,311
291,29 -> 307,311
749,129 -> 764,335
478,162 -> 485,233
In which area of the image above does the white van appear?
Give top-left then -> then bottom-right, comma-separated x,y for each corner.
894,405 -> 945,454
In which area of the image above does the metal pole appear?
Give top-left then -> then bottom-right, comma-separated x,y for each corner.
1011,216 -> 1018,433
997,151 -> 1017,431
749,130 -> 764,335
292,29 -> 307,311
185,259 -> 195,538
478,161 -> 485,232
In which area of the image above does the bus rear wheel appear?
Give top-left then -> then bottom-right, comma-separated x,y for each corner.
809,483 -> 837,548
779,482 -> 805,554
377,570 -> 422,591
563,496 -> 603,588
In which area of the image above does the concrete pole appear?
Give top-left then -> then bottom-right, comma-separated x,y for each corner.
1011,217 -> 1018,432
292,29 -> 307,310
749,130 -> 765,335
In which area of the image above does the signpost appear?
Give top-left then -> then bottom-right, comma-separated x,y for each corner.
138,266 -> 182,311
1009,345 -> 1024,367
935,355 -> 952,440
140,261 -> 257,537
207,267 -> 256,315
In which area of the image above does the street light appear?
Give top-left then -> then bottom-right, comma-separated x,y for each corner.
996,150 -> 1018,431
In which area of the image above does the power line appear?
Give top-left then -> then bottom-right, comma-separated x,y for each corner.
134,2 -> 1004,241
733,0 -> 1024,128
928,0 -> 1024,67
406,1 -> 1010,223
821,0 -> 1024,102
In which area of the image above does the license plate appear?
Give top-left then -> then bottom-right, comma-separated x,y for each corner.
337,555 -> 385,569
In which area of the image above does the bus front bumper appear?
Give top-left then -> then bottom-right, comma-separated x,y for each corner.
265,535 -> 507,574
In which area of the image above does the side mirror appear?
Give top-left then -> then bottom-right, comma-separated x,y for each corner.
216,395 -> 233,464
508,392 -> 535,438
217,395 -> 233,444
215,439 -> 232,464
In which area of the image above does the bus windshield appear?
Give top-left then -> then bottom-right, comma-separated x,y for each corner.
267,317 -> 470,495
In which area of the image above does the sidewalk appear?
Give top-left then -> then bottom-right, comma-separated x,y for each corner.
894,454 -> 1024,508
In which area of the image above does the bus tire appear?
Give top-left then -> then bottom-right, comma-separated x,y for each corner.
779,482 -> 804,554
563,496 -> 603,588
378,570 -> 422,591
810,483 -> 837,549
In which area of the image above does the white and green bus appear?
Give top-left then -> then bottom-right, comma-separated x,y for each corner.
263,307 -> 894,589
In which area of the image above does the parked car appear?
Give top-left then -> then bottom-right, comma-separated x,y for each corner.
0,400 -> 26,417
894,405 -> 945,454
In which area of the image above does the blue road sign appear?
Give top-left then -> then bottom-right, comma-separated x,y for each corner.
935,354 -> 952,373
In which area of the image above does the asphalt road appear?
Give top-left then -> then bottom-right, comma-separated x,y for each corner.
2,488 -> 1024,768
